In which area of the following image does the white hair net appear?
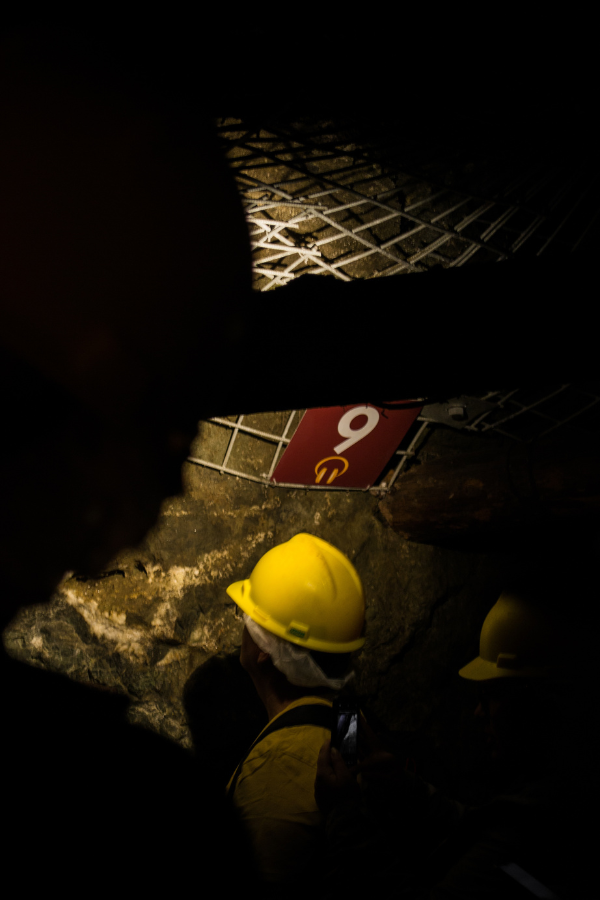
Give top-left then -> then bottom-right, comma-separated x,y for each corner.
243,613 -> 355,690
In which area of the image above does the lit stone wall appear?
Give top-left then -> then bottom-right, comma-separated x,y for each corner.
3,420 -> 514,800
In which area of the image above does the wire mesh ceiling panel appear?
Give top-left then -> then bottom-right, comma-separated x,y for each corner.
187,385 -> 600,495
216,117 -> 599,290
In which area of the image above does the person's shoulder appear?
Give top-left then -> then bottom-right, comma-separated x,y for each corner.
241,719 -> 329,770
259,725 -> 331,777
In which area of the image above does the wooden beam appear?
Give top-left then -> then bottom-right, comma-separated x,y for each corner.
377,435 -> 600,544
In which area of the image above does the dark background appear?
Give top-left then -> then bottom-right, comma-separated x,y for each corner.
3,9 -> 593,155
2,9 -> 595,401
1,12 -> 597,893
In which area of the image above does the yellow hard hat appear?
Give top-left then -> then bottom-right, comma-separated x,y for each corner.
226,533 -> 365,653
459,591 -> 567,681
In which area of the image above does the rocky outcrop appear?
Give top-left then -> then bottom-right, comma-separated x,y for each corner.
3,422 -> 513,800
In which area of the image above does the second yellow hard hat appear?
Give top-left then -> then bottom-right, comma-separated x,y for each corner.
459,591 -> 567,681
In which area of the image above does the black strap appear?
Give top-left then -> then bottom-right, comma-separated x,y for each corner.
227,703 -> 333,800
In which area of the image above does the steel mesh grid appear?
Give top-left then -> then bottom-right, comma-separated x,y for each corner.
187,410 -> 429,494
455,386 -> 600,443
186,386 -> 600,494
217,117 -> 599,290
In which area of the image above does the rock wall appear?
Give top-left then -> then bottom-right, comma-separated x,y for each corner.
3,418 -> 515,802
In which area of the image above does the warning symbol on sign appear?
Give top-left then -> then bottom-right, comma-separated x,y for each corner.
271,402 -> 421,489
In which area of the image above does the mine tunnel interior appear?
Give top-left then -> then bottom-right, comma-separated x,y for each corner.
2,14 -> 599,898
4,390 -> 599,806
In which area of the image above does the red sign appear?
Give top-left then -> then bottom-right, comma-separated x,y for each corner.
271,402 -> 422,489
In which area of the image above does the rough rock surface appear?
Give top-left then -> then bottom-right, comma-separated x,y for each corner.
3,420 -> 513,800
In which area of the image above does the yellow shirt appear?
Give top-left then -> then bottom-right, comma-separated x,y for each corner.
225,696 -> 333,883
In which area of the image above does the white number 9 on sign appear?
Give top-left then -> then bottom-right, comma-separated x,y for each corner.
334,406 -> 380,454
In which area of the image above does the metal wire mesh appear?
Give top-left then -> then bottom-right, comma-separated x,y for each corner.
188,410 -> 428,494
187,386 -> 600,494
456,386 -> 600,444
217,117 -> 600,290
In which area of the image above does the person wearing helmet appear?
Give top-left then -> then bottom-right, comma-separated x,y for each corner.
224,532 -> 366,887
313,585 -> 598,898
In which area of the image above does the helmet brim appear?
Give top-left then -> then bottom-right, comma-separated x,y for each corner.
459,655 -> 555,680
226,580 -> 245,605
458,655 -> 499,680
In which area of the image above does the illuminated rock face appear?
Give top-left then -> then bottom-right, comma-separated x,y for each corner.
3,421 -> 514,797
